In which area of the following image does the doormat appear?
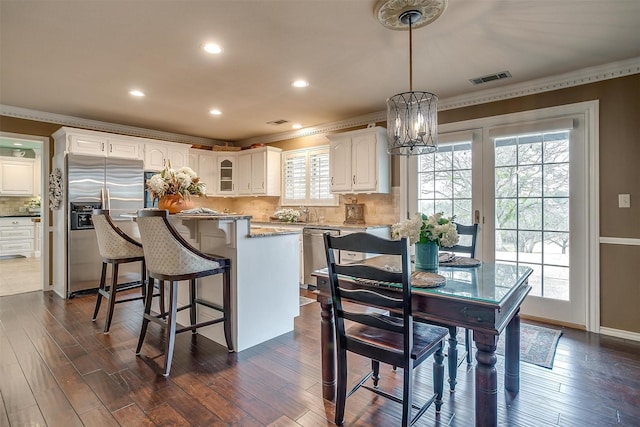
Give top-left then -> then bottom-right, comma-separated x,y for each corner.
300,296 -> 315,306
459,323 -> 563,369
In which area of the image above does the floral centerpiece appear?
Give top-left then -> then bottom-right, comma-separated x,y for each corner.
273,208 -> 301,223
146,164 -> 206,213
392,212 -> 459,270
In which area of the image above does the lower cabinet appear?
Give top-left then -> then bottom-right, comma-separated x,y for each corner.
0,218 -> 35,257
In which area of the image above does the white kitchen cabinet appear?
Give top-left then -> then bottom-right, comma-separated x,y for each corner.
62,130 -> 141,159
237,147 -> 281,196
143,142 -> 189,171
0,157 -> 35,196
216,154 -> 237,195
327,126 -> 390,194
194,151 -> 217,196
0,217 -> 35,257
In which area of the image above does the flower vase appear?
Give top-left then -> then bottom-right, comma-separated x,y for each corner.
157,195 -> 194,214
415,241 -> 439,271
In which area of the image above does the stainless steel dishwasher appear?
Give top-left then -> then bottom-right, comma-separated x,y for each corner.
303,227 -> 339,288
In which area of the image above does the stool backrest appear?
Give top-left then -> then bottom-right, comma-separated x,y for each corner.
136,209 -> 222,277
92,209 -> 143,260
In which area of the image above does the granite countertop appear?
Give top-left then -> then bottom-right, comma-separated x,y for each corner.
250,221 -> 391,230
249,227 -> 302,238
0,214 -> 41,218
175,213 -> 253,220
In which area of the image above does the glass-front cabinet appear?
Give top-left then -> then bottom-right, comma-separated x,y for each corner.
217,155 -> 236,195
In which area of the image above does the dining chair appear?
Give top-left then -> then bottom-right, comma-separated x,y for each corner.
324,232 -> 448,427
92,209 -> 160,334
135,209 -> 233,376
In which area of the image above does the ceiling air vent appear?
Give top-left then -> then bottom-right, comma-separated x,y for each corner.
469,71 -> 512,85
266,119 -> 289,126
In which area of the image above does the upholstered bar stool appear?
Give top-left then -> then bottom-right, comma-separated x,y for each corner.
92,209 -> 162,334
135,209 -> 233,376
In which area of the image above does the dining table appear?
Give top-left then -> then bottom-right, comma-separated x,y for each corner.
313,256 -> 533,427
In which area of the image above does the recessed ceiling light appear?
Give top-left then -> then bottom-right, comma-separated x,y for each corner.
203,43 -> 223,54
209,109 -> 222,116
129,90 -> 145,97
292,123 -> 302,129
291,80 -> 309,88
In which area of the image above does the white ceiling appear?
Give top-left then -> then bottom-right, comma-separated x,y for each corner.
1,0 -> 640,144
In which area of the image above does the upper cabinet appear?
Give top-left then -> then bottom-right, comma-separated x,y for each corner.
216,155 -> 236,196
143,142 -> 189,171
190,150 -> 217,196
327,126 -> 390,194
56,128 -> 142,159
237,147 -> 281,196
0,157 -> 35,196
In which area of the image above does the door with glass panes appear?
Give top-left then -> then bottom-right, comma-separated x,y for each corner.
409,111 -> 589,327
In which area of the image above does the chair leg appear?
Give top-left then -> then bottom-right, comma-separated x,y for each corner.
163,280 -> 179,377
189,279 -> 197,333
92,262 -> 108,321
222,268 -> 233,352
465,328 -> 472,364
371,360 -> 380,388
433,342 -> 445,413
334,348 -> 347,426
402,360 -> 414,427
103,263 -> 119,334
136,277 -> 155,355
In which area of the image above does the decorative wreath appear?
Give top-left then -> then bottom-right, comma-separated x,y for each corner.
49,168 -> 63,210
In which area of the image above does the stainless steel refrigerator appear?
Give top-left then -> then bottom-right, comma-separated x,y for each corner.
66,154 -> 144,297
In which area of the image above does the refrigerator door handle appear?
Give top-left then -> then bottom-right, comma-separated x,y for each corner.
106,188 -> 111,210
100,188 -> 106,209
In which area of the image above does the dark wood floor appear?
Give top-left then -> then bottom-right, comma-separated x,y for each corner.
1,289 -> 639,427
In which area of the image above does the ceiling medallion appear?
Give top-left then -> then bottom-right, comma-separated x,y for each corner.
375,0 -> 447,30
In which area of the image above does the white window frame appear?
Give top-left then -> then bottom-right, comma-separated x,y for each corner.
280,146 -> 338,207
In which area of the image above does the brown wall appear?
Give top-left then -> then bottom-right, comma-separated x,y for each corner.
2,73 -> 639,333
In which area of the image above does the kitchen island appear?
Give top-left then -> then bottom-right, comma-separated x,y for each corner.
167,214 -> 301,352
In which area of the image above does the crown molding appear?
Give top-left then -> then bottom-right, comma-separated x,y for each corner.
0,104 -> 225,146
438,56 -> 640,111
239,56 -> 640,145
2,57 -> 638,146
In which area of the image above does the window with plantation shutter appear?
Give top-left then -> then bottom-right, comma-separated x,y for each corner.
281,146 -> 338,206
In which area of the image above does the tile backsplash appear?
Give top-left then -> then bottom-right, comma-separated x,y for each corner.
0,196 -> 41,216
191,187 -> 400,226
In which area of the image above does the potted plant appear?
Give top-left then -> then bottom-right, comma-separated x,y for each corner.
145,164 -> 206,213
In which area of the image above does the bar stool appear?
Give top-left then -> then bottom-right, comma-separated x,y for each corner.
91,209 -> 162,334
135,209 -> 233,376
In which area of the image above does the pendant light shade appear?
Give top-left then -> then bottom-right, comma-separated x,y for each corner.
387,90 -> 438,156
376,0 -> 446,156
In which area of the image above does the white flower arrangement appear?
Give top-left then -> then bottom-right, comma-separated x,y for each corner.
146,164 -> 206,202
392,212 -> 459,247
273,208 -> 301,223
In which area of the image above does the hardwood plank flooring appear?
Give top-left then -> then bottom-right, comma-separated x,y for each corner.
0,289 -> 639,426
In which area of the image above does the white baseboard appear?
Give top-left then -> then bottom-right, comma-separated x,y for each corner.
599,326 -> 640,342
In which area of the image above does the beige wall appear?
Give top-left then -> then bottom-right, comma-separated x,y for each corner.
2,73 -> 639,333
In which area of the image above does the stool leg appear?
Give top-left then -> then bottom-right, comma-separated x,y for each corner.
104,263 -> 119,334
222,268 -> 233,352
163,280 -> 179,376
140,260 -> 147,302
158,280 -> 166,318
92,262 -> 108,321
189,279 -> 197,333
136,277 -> 155,355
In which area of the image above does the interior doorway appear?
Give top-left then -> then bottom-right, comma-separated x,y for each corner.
0,132 -> 50,296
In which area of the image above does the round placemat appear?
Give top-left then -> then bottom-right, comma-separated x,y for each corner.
439,257 -> 481,267
410,271 -> 446,288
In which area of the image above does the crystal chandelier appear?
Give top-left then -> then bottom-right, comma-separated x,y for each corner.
376,0 -> 447,156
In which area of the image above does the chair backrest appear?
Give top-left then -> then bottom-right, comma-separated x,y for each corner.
324,232 -> 413,366
136,209 -> 225,278
92,209 -> 143,260
449,222 -> 478,258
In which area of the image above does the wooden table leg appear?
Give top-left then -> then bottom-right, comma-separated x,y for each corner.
504,311 -> 521,394
319,299 -> 336,401
447,326 -> 459,392
474,331 -> 498,427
